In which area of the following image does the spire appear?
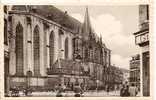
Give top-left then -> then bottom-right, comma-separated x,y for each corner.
81,6 -> 94,40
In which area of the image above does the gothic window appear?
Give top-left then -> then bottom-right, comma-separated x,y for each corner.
4,19 -> 8,45
72,38 -> 76,54
49,31 -> 54,66
33,25 -> 40,76
85,48 -> 88,59
94,48 -> 98,63
75,39 -> 79,51
15,22 -> 24,75
58,30 -> 63,50
65,37 -> 69,59
89,49 -> 93,61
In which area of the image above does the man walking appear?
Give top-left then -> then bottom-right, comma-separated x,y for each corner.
129,84 -> 138,96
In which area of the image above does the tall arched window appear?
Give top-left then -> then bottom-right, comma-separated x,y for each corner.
4,19 -> 8,45
33,25 -> 40,76
15,22 -> 24,75
65,37 -> 69,59
49,31 -> 54,67
85,48 -> 88,59
58,30 -> 64,50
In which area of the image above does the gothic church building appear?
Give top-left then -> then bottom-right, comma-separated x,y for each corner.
4,5 -> 111,91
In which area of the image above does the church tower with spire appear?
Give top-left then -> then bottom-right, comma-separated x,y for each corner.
81,7 -> 95,41
73,6 -> 107,63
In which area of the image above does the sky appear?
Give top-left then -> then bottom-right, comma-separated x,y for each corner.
56,5 -> 140,70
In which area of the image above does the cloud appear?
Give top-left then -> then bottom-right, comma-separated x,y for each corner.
71,13 -> 84,23
111,54 -> 131,70
71,13 -> 124,47
70,13 -> 139,69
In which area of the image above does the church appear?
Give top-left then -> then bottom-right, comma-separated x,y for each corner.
4,5 -> 111,92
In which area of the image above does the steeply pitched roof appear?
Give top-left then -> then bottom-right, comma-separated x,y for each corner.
12,5 -> 27,11
12,5 -> 82,33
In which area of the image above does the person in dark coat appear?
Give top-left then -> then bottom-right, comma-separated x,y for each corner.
124,85 -> 130,96
74,83 -> 83,97
107,86 -> 110,95
120,85 -> 125,97
120,84 -> 130,97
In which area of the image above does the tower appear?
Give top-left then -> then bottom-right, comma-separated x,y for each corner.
81,7 -> 94,41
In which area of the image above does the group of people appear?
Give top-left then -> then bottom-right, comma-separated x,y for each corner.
120,83 -> 139,97
56,83 -> 84,97
9,87 -> 32,97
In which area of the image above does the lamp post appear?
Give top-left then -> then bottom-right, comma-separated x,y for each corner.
58,49 -> 64,86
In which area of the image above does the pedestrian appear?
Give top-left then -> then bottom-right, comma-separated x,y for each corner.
124,85 -> 130,96
120,85 -> 125,97
106,86 -> 109,95
62,84 -> 66,92
74,83 -> 83,97
129,83 -> 138,96
114,85 -> 117,94
56,84 -> 63,97
71,83 -> 74,91
24,88 -> 28,96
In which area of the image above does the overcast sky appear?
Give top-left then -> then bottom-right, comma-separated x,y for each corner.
56,5 -> 140,70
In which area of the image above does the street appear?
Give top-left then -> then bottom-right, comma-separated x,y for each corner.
24,90 -> 120,97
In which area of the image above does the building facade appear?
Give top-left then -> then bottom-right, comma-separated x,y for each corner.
104,65 -> 124,91
4,5 -> 10,95
129,54 -> 140,89
133,5 -> 149,96
120,68 -> 129,85
4,5 -> 111,93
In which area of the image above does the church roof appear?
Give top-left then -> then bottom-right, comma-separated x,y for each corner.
11,5 -> 82,33
11,5 -> 110,50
